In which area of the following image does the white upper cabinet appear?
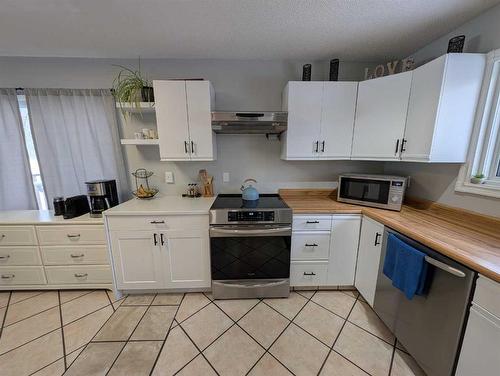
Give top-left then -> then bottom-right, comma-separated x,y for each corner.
351,71 -> 412,160
320,82 -> 358,159
281,81 -> 358,160
281,82 -> 323,160
153,80 -> 216,161
402,53 -> 486,162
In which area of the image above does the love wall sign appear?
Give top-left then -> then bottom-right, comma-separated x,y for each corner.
364,58 -> 415,80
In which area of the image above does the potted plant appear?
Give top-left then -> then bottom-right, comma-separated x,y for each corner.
470,173 -> 486,184
112,59 -> 154,116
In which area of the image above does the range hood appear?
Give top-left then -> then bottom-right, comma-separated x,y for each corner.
211,112 -> 287,134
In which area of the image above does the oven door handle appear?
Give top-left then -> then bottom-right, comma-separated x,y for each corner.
210,226 -> 292,237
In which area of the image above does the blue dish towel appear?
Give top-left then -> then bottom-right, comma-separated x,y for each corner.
383,233 -> 428,299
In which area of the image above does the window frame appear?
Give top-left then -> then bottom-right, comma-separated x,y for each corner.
456,49 -> 500,198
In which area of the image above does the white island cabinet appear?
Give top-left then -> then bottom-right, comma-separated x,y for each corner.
0,211 -> 112,290
104,195 -> 215,294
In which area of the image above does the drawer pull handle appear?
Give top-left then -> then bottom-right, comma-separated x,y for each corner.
74,273 -> 88,278
305,243 -> 318,247
1,274 -> 15,279
306,221 -> 320,224
150,220 -> 165,224
0,255 -> 10,259
67,234 -> 81,238
303,272 -> 316,276
70,254 -> 85,258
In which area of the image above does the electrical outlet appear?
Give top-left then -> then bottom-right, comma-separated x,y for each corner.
223,172 -> 230,183
165,171 -> 174,184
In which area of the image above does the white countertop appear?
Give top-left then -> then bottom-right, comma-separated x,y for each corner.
104,195 -> 217,216
0,210 -> 103,225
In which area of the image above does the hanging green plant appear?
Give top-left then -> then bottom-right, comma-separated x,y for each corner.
112,58 -> 154,117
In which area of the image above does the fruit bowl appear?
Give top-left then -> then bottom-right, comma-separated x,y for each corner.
132,187 -> 159,199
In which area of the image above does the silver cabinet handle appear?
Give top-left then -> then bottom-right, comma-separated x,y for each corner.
0,255 -> 11,259
191,141 -> 195,154
74,273 -> 88,278
184,141 -> 189,153
1,274 -> 15,279
67,234 -> 81,238
305,243 -> 318,247
314,141 -> 319,152
321,141 -> 325,152
303,272 -> 316,276
395,139 -> 400,155
150,220 -> 165,224
70,254 -> 85,258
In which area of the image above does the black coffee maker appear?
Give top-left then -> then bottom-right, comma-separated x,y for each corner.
85,179 -> 119,217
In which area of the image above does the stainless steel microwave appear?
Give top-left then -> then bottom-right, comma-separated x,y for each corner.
337,174 -> 407,211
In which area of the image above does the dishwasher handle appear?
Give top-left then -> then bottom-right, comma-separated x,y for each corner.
424,256 -> 466,278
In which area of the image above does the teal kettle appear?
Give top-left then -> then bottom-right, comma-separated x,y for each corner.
241,178 -> 259,201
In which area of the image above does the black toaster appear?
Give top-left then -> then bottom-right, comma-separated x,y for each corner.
63,195 -> 90,219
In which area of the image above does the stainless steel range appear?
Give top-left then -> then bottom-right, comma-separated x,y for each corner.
209,194 -> 293,299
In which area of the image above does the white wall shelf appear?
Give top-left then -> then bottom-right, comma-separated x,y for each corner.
116,102 -> 155,114
120,139 -> 159,145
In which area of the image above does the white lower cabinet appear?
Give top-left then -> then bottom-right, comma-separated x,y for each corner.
354,216 -> 384,306
290,214 -> 360,287
456,276 -> 500,376
106,215 -> 211,291
109,230 -> 165,289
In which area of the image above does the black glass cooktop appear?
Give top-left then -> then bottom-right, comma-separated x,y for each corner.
211,194 -> 289,210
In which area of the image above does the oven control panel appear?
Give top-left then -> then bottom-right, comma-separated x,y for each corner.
228,211 -> 275,222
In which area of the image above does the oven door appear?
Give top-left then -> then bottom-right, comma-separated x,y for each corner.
338,177 -> 391,208
209,225 -> 291,299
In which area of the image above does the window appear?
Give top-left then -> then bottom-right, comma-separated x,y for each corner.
17,93 -> 48,210
456,49 -> 500,198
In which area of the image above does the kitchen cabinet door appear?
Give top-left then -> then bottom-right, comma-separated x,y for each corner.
153,80 -> 191,161
319,82 -> 358,159
456,305 -> 500,376
162,229 -> 210,289
109,231 -> 164,289
328,215 -> 361,286
403,53 -> 485,162
186,81 -> 216,161
351,72 -> 411,160
281,81 -> 323,160
354,216 -> 384,306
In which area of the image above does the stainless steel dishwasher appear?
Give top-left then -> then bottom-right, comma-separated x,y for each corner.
373,228 -> 476,376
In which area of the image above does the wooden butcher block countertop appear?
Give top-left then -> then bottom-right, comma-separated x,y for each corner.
280,189 -> 500,283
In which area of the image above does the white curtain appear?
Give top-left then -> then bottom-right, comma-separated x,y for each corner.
25,88 -> 127,208
0,89 -> 37,210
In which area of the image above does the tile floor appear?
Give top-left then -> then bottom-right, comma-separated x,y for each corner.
0,289 -> 426,376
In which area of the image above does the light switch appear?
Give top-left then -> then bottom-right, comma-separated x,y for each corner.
223,172 -> 230,183
165,171 -> 174,184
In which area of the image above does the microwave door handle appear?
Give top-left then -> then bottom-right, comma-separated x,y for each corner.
424,256 -> 466,278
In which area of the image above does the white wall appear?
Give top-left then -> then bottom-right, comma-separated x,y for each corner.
0,56 -> 383,196
384,3 -> 500,217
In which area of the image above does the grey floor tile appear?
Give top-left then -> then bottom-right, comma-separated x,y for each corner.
65,341 -> 125,376
239,302 -> 289,348
0,306 -> 61,354
61,291 -> 110,325
348,300 -> 395,344
122,294 -> 155,306
4,291 -> 59,326
108,341 -> 162,376
248,353 -> 293,376
177,354 -> 217,375
152,293 -> 184,305
0,292 -> 10,308
9,291 -> 44,305
214,298 -> 259,321
31,358 -> 66,376
131,305 -> 176,340
320,351 -> 369,375
264,292 -> 307,320
294,301 -> 345,346
311,290 -> 357,318
94,306 -> 147,341
59,290 -> 93,304
175,293 -> 211,322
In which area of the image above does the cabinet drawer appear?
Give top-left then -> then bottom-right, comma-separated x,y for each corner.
290,262 -> 328,286
36,225 -> 105,245
474,276 -> 500,318
292,216 -> 332,231
0,226 -> 37,246
45,265 -> 112,285
41,246 -> 109,266
291,233 -> 330,260
0,266 -> 46,285
0,247 -> 41,266
106,215 -> 208,231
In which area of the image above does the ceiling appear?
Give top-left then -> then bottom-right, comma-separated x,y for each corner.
1,0 -> 498,61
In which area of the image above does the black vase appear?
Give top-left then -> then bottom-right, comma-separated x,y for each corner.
141,86 -> 154,102
302,64 -> 312,81
329,59 -> 339,81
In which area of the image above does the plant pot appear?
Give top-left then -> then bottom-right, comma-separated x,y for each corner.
470,177 -> 485,184
141,86 -> 154,102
